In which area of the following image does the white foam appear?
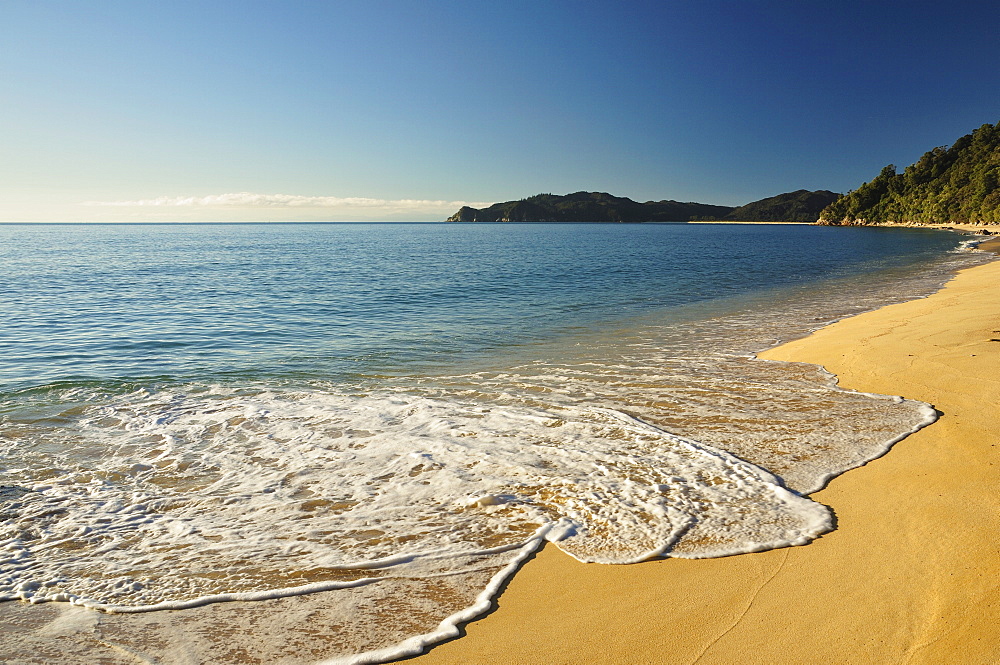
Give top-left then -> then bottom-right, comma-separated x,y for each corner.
0,386 -> 835,616
315,528 -> 549,665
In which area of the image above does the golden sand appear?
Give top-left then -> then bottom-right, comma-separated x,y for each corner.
686,221 -> 814,225
416,253 -> 1000,664
884,222 -> 1000,235
688,221 -> 1000,234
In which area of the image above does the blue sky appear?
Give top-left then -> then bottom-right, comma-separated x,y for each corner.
2,0 -> 999,221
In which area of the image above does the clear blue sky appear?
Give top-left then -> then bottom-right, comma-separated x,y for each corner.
3,0 -> 999,221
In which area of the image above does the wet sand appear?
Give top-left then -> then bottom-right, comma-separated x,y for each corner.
414,247 -> 1000,664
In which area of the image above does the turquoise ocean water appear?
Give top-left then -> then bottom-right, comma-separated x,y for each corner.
0,222 -> 990,662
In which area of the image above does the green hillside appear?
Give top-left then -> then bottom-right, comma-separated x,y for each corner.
820,121 -> 1000,225
447,192 -> 735,223
724,189 -> 840,222
446,190 -> 838,223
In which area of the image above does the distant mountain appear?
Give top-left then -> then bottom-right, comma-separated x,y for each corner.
446,190 -> 841,223
724,189 -> 840,222
820,120 -> 1000,225
446,192 -> 735,223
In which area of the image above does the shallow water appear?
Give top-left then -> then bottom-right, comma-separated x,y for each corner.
0,222 -> 990,663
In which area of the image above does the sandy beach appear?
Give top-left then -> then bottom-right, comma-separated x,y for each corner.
414,240 -> 1000,665
686,221 -> 815,225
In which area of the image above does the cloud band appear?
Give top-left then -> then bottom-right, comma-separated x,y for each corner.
85,192 -> 490,210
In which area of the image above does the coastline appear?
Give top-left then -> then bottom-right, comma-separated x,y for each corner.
689,221 -> 1000,231
2,232 -> 996,664
413,245 -> 1000,664
828,222 -> 1000,235
686,220 -> 814,225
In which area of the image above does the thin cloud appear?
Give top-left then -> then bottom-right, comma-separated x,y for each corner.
85,192 -> 491,211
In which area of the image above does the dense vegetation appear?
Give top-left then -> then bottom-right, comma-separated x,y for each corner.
447,192 -> 734,223
820,121 -> 1000,225
722,189 -> 840,222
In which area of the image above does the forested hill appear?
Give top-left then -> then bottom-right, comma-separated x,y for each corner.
724,189 -> 840,222
448,191 -> 837,223
820,121 -> 1000,225
446,192 -> 734,223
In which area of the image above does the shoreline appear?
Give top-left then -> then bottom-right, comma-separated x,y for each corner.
413,246 -> 1000,664
826,221 -> 1000,235
689,221 -> 1000,233
2,234 -> 996,664
686,220 -> 814,225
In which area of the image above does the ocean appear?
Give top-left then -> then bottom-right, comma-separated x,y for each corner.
0,222 -> 990,663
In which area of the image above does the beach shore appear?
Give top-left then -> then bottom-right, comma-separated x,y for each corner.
414,244 -> 1000,664
3,235 -> 997,665
688,221 -> 1000,233
686,221 -> 814,225
873,222 -> 1000,235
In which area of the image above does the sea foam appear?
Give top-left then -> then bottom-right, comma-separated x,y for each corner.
1,386 -> 834,612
